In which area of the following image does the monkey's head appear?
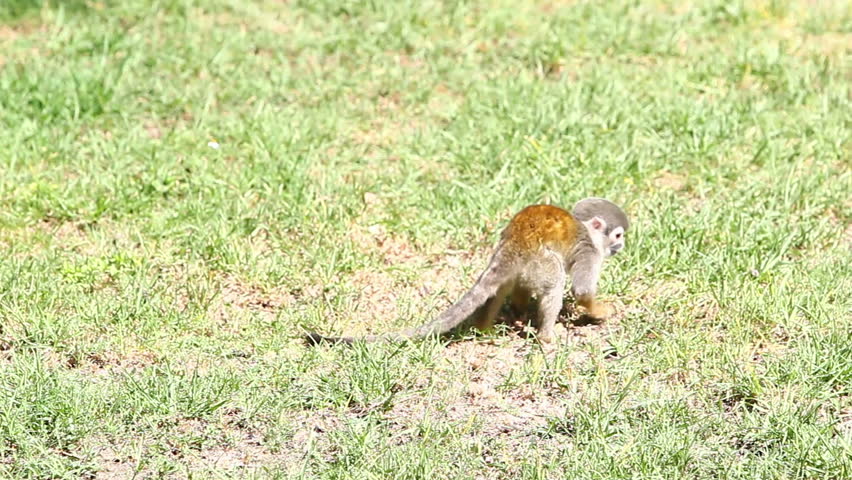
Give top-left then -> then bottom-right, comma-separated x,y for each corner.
573,197 -> 629,257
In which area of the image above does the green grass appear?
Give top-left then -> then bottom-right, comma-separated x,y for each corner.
1,0 -> 850,478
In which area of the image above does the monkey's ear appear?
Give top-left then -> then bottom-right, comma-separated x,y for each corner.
590,216 -> 605,231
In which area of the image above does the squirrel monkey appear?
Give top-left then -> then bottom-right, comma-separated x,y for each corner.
305,197 -> 628,345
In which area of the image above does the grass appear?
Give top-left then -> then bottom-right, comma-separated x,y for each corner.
0,0 -> 850,478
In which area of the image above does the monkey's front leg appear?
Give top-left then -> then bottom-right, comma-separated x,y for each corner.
570,254 -> 612,320
575,294 -> 613,320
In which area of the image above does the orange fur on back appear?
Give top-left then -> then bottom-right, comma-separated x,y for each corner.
502,204 -> 580,255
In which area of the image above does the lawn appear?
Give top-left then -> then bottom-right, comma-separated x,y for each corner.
0,0 -> 850,478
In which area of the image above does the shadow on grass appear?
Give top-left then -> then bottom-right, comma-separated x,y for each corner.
304,298 -> 609,347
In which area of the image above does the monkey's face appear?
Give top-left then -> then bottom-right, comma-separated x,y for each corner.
585,216 -> 620,257
605,226 -> 625,256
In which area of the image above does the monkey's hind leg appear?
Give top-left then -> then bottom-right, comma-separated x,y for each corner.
535,288 -> 564,343
472,282 -> 513,333
535,276 -> 566,343
509,286 -> 532,320
525,252 -> 567,343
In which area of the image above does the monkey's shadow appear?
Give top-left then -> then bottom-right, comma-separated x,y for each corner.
506,300 -> 603,334
447,297 -> 602,342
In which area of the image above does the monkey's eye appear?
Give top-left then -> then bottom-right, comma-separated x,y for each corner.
614,232 -> 622,239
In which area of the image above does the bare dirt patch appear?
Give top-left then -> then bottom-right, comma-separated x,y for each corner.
217,274 -> 294,316
34,218 -> 96,253
347,268 -> 408,321
350,117 -> 422,152
0,22 -> 42,42
193,6 -> 292,35
192,272 -> 297,333
341,218 -> 492,334
333,257 -> 480,335
350,223 -> 423,266
688,293 -> 721,323
82,348 -> 160,372
0,22 -> 44,68
175,418 -> 293,477
383,315 -> 616,440
93,444 -> 138,480
539,0 -> 582,13
5,217 -> 144,259
144,120 -> 163,140
653,170 -> 688,191
91,419 -> 296,479
797,31 -> 851,59
442,340 -> 566,429
160,256 -> 297,329
825,206 -> 852,243
346,76 -> 462,154
837,400 -> 852,438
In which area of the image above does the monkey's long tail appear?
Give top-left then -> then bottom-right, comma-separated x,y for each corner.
304,250 -> 514,346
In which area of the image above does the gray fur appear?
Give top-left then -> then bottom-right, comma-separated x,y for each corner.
528,249 -> 566,341
572,197 -> 629,233
570,250 -> 602,298
569,217 -> 606,298
407,247 -> 516,337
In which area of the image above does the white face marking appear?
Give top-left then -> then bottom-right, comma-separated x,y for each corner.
607,226 -> 625,256
582,216 -> 610,256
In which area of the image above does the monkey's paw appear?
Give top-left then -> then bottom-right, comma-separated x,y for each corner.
588,302 -> 614,320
